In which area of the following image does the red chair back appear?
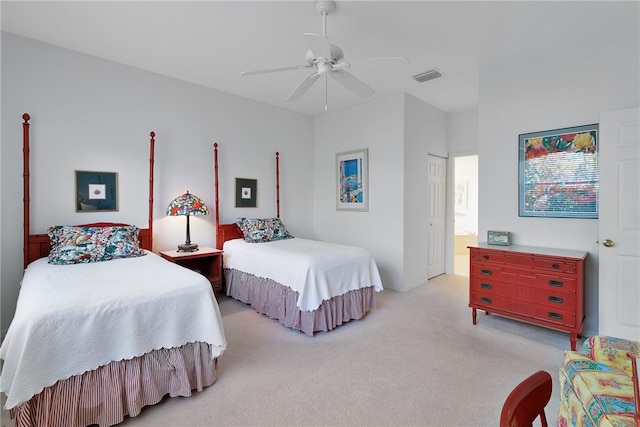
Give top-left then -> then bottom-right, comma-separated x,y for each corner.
500,371 -> 552,427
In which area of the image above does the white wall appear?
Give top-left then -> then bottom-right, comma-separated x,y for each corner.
448,109 -> 478,154
404,94 -> 448,289
313,93 -> 449,291
478,43 -> 640,336
1,33 -> 314,334
313,94 -> 405,290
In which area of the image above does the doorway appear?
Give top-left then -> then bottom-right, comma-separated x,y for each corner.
453,155 -> 478,276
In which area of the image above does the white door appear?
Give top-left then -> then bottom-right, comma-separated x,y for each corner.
599,107 -> 640,341
427,155 -> 446,278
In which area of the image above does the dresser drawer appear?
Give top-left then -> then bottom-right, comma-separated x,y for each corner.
470,279 -> 577,310
470,292 -> 577,327
472,250 -> 578,274
471,264 -> 577,293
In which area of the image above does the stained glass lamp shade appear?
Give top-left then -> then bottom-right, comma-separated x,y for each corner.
166,191 -> 209,252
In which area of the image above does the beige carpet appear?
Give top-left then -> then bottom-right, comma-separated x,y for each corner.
2,273 -> 572,427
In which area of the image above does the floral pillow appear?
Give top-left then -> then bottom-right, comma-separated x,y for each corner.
236,217 -> 293,243
48,225 -> 146,265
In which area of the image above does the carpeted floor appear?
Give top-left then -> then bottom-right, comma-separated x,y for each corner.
2,273 -> 572,426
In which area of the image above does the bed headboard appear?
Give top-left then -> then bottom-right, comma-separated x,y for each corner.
213,143 -> 280,250
22,114 -> 156,267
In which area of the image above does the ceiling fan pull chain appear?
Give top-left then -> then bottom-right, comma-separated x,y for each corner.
325,76 -> 328,111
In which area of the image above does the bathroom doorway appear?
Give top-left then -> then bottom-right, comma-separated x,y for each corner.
453,155 -> 478,276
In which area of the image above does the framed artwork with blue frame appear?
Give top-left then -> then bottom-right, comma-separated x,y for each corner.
518,124 -> 598,219
336,148 -> 368,211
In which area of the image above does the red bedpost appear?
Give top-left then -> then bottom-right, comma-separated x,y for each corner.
22,113 -> 31,269
214,143 -> 220,248
275,151 -> 280,219
148,131 -> 155,249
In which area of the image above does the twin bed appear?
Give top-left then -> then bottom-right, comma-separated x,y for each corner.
0,115 -> 226,427
1,116 -> 383,427
213,144 -> 383,336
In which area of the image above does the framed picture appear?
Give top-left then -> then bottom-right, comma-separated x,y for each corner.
488,230 -> 511,246
235,178 -> 257,208
75,170 -> 118,212
455,181 -> 468,212
336,148 -> 368,211
518,124 -> 598,219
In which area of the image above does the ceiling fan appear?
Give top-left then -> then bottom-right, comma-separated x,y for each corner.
240,0 -> 408,110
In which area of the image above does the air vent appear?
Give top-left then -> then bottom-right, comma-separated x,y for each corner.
413,68 -> 443,83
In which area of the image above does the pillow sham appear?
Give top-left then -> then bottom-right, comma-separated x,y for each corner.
236,217 -> 293,243
48,225 -> 146,265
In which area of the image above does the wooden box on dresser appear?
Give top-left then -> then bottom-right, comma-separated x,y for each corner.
468,243 -> 587,350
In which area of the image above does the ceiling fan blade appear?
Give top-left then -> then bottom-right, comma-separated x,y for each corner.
303,33 -> 332,60
241,65 -> 312,77
332,60 -> 350,70
286,72 -> 321,101
331,70 -> 374,98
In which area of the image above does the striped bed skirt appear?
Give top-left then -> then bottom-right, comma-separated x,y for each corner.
225,268 -> 377,335
8,341 -> 218,427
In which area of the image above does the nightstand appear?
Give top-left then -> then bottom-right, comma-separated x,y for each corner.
159,247 -> 223,296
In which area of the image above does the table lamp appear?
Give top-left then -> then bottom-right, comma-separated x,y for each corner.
166,191 -> 209,252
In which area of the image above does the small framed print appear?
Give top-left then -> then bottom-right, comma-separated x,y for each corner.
235,178 -> 257,208
336,148 -> 368,211
88,184 -> 106,200
75,170 -> 118,212
487,230 -> 511,246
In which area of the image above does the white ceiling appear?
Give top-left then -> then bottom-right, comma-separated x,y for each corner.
2,1 -> 639,117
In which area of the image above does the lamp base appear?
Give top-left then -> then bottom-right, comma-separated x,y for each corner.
177,243 -> 199,252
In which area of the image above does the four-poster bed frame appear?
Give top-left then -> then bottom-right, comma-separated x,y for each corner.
3,114 -> 225,427
21,113 -> 155,265
213,142 -> 281,249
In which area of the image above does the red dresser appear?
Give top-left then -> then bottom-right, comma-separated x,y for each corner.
468,243 -> 587,350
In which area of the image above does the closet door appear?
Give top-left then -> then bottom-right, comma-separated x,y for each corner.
427,154 -> 446,279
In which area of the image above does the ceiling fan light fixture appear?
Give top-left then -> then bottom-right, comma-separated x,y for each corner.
413,68 -> 443,83
317,61 -> 332,75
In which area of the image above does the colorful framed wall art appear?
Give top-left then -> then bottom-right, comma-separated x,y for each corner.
518,124 -> 598,219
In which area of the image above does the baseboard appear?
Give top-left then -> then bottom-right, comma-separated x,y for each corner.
383,278 -> 427,293
404,279 -> 427,291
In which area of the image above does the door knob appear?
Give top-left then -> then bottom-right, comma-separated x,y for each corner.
602,239 -> 614,247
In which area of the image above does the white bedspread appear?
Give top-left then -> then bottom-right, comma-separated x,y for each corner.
0,251 -> 226,410
223,238 -> 383,311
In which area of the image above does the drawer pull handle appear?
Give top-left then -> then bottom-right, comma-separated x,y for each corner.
480,297 -> 492,304
547,312 -> 563,320
548,280 -> 563,287
483,255 -> 489,260
552,263 -> 560,269
548,296 -> 563,304
481,269 -> 492,276
480,283 -> 492,290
